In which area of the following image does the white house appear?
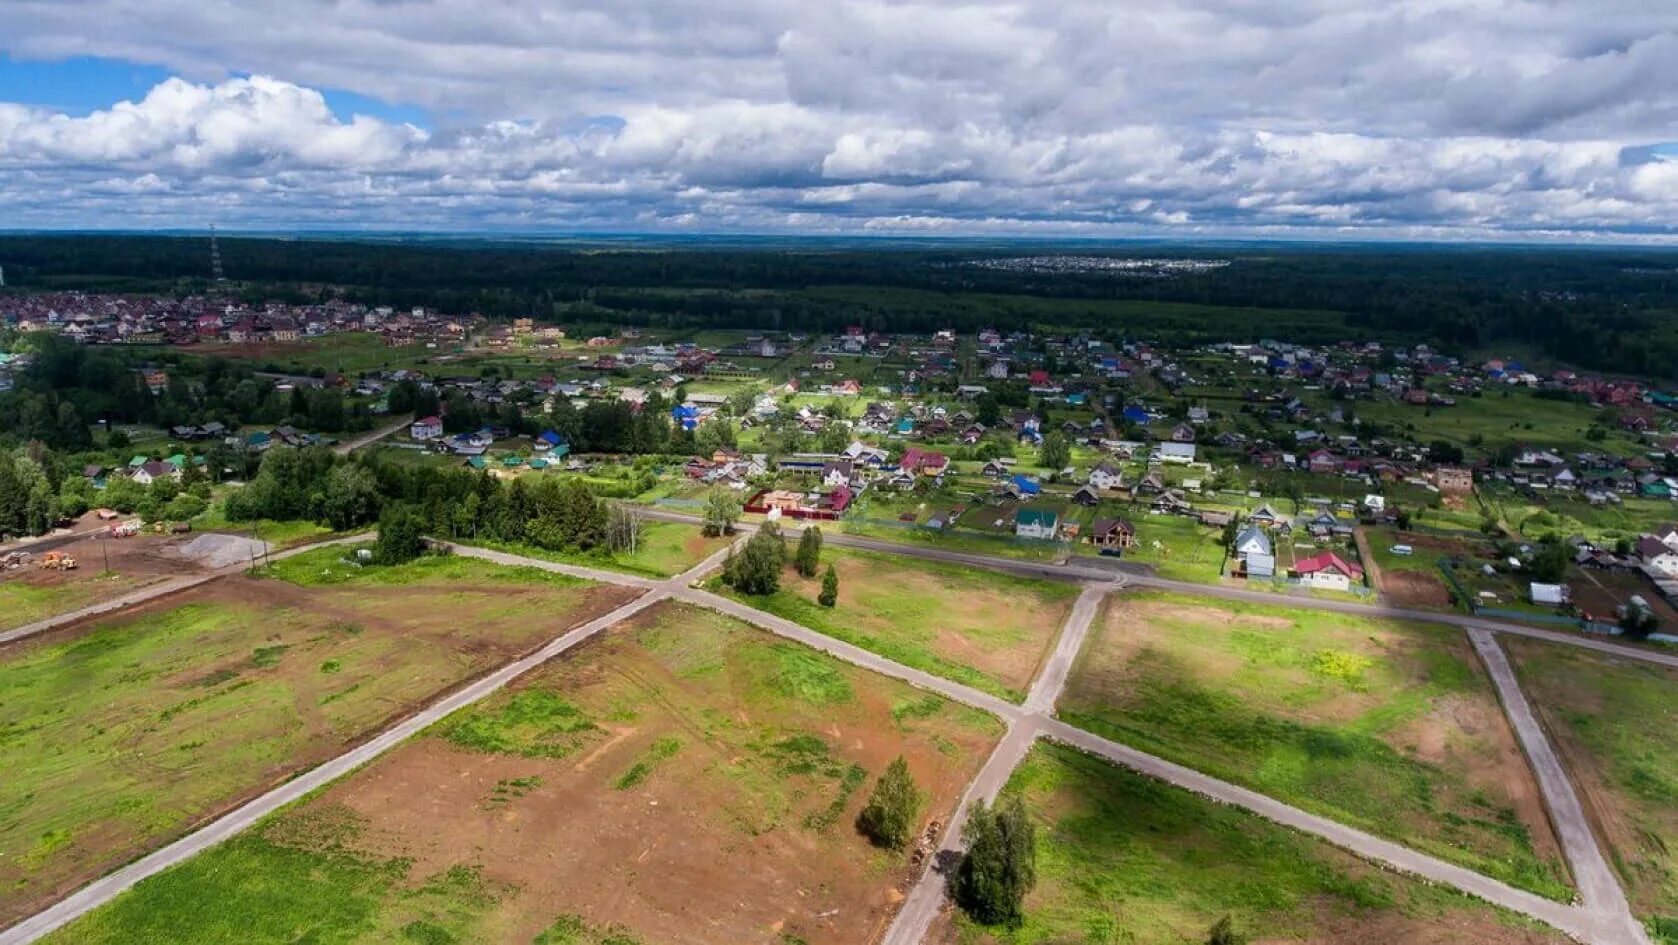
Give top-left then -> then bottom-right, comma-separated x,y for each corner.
1156,442 -> 1197,464
410,415 -> 443,441
1637,536 -> 1678,577
1089,462 -> 1126,490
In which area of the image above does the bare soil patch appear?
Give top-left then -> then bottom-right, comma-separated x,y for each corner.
304,601 -> 1003,945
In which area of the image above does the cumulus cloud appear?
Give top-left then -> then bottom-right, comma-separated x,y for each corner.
0,0 -> 1677,237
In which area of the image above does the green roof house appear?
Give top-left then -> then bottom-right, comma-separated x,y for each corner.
1015,508 -> 1059,540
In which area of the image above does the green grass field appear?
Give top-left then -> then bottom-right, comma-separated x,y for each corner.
0,548 -> 632,925
1057,592 -> 1570,901
463,520 -> 729,579
1355,388 -> 1638,458
945,743 -> 1568,945
718,546 -> 1081,702
0,571 -> 152,632
1505,638 -> 1678,937
41,601 -> 1004,945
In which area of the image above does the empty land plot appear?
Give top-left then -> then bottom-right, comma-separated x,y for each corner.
42,601 -> 1005,945
1057,591 -> 1570,900
722,545 -> 1081,702
936,742 -> 1570,945
1505,637 -> 1678,935
0,547 -> 637,925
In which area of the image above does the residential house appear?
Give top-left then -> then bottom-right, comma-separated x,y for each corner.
1294,552 -> 1365,591
1088,518 -> 1138,551
410,416 -> 444,441
1088,462 -> 1126,490
1636,536 -> 1678,577
1156,442 -> 1197,464
1015,508 -> 1059,540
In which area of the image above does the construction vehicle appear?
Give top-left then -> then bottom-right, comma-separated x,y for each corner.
38,551 -> 78,571
1,552 -> 30,571
110,520 -> 141,538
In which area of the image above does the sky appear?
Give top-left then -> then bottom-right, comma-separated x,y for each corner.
1,1 -> 1677,241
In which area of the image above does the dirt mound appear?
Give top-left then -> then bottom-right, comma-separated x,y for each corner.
176,533 -> 270,569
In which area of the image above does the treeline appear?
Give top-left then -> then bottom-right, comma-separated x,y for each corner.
0,336 -> 375,451
7,236 -> 1678,376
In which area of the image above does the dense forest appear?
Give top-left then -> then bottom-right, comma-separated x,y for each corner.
4,235 -> 1678,376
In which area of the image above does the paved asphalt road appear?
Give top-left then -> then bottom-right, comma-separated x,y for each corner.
2,531 -> 1654,945
1470,630 -> 1651,944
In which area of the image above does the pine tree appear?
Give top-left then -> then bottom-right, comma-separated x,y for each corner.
954,795 -> 1037,927
795,525 -> 823,577
818,563 -> 839,607
858,756 -> 922,849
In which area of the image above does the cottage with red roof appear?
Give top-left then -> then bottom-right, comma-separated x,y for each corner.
1293,552 -> 1365,591
898,447 -> 949,477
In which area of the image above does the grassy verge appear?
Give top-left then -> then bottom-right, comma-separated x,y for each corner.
0,571 -> 150,631
458,521 -> 728,579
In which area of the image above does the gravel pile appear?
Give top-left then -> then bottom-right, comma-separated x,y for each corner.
177,533 -> 271,569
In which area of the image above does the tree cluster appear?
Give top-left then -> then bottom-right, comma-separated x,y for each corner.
722,522 -> 786,595
955,795 -> 1037,928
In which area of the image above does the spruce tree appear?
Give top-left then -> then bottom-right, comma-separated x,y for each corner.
858,756 -> 922,849
818,563 -> 839,607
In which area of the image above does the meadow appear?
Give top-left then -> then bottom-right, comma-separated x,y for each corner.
719,545 -> 1081,702
1057,592 -> 1570,900
466,520 -> 731,579
40,601 -> 1005,945
0,547 -> 636,924
939,743 -> 1569,945
1505,637 -> 1678,938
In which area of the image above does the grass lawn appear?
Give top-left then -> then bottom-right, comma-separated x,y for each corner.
719,545 -> 1082,703
464,520 -> 730,579
1505,637 -> 1678,938
1057,591 -> 1570,900
0,570 -> 153,632
0,547 -> 637,925
42,601 -> 1004,945
940,742 -> 1569,945
181,333 -> 437,375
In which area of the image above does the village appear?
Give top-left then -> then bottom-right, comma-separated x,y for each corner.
11,300 -> 1678,639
